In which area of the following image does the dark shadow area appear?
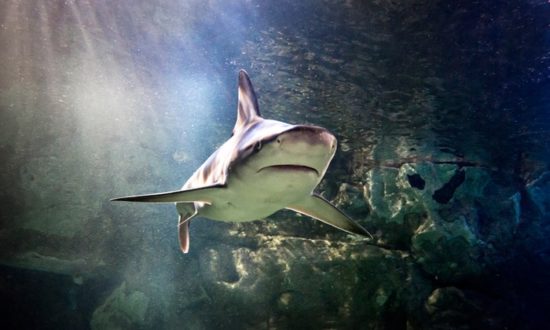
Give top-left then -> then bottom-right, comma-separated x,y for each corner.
0,265 -> 119,330
407,174 -> 426,190
432,169 -> 466,204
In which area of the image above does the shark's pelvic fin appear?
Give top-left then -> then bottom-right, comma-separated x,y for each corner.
178,204 -> 198,254
234,70 -> 261,133
287,194 -> 373,238
111,183 -> 226,203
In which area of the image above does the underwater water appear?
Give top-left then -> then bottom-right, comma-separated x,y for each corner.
0,0 -> 549,329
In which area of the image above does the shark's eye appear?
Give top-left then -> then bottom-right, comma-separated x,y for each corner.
254,141 -> 262,151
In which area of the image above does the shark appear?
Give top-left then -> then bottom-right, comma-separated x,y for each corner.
112,70 -> 372,253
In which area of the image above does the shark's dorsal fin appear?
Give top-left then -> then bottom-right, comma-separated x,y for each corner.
234,70 -> 261,133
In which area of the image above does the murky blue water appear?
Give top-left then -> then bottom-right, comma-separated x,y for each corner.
0,1 -> 548,329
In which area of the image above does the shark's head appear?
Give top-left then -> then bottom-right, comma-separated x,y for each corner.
234,120 -> 337,179
228,70 -> 337,189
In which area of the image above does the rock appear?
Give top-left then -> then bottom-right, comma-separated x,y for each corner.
333,183 -> 370,219
91,282 -> 151,330
423,287 -> 503,330
526,171 -> 550,217
412,224 -> 482,282
0,252 -> 88,277
165,236 -> 431,329
361,162 -> 519,281
362,163 -> 464,247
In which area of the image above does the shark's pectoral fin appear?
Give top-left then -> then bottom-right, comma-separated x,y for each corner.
287,194 -> 373,238
178,203 -> 198,254
111,183 -> 226,203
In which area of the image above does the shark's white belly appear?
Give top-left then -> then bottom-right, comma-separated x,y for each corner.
198,167 -> 320,222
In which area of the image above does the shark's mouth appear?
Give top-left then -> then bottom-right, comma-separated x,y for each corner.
258,164 -> 319,176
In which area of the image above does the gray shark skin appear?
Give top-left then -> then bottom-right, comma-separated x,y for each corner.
112,70 -> 372,253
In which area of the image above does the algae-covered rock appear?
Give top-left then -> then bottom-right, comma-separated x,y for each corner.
361,163 -> 460,247
526,171 -> 550,217
412,224 -> 482,282
360,162 -> 519,282
423,286 -> 504,330
333,183 -> 370,219
167,236 -> 431,329
91,281 -> 151,330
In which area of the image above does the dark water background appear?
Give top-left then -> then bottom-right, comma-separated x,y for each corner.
0,0 -> 548,329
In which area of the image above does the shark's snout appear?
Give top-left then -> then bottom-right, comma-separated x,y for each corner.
276,126 -> 336,154
249,125 -> 337,179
